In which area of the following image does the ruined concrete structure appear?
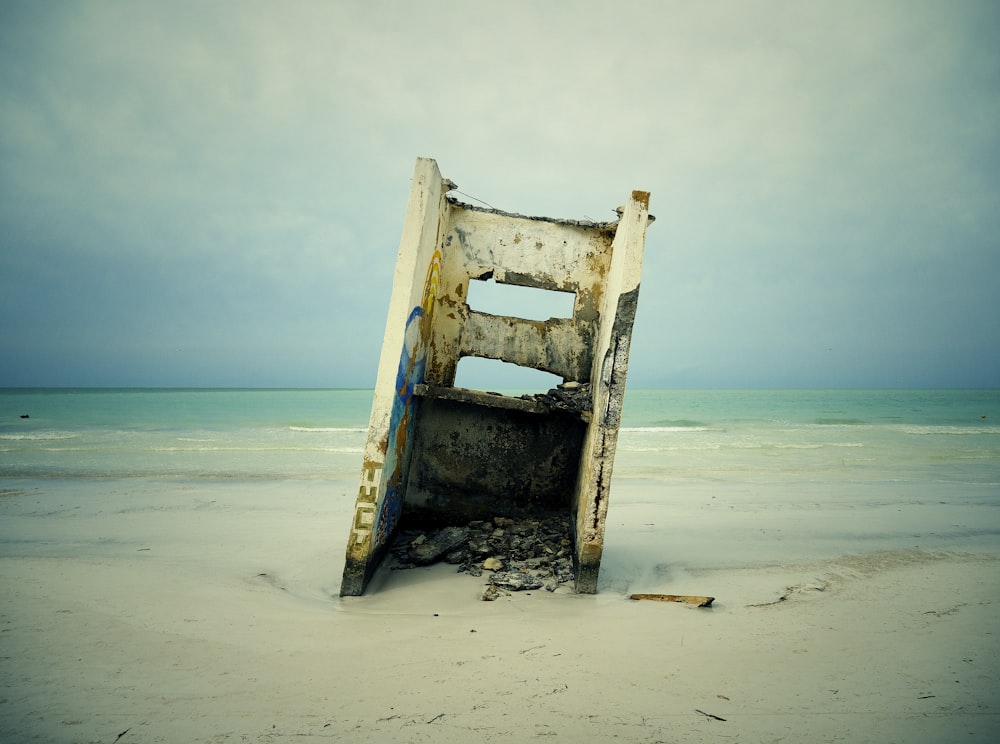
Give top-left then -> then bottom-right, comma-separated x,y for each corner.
340,158 -> 652,596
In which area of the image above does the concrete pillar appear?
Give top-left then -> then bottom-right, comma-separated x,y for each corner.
340,158 -> 451,597
572,190 -> 650,593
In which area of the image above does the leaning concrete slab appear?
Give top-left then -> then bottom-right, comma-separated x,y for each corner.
340,157 -> 652,596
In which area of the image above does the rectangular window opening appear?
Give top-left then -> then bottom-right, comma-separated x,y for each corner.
453,357 -> 562,396
466,278 -> 575,321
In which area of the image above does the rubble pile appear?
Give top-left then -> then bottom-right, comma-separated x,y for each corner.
387,514 -> 575,600
525,381 -> 592,417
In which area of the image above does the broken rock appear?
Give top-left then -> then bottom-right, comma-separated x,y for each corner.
410,526 -> 470,565
482,585 -> 509,602
387,514 -> 575,598
489,571 -> 544,591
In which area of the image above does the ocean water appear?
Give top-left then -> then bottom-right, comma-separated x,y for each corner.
615,388 -> 1000,487
2,388 -> 996,485
0,388 -> 373,481
2,388 -> 998,574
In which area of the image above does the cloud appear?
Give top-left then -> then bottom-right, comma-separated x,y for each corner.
1,0 -> 998,388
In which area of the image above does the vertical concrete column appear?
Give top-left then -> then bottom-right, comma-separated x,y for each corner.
340,158 -> 451,596
573,190 -> 651,593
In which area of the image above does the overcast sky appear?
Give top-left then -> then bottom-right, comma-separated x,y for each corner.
1,1 -> 998,389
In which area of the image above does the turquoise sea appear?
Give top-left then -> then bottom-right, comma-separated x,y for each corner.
2,388 -> 998,573
2,388 -> 997,484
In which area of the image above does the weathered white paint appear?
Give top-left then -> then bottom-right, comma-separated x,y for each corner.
341,158 -> 651,596
461,311 -> 590,380
572,190 -> 651,593
341,158 -> 451,596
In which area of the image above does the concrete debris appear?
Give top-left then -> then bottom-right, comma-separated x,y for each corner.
481,585 -> 508,602
524,382 -> 593,417
409,526 -> 470,566
387,514 -> 575,598
489,571 -> 544,591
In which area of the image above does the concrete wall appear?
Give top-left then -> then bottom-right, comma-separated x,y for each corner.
572,190 -> 651,593
404,391 -> 586,525
341,159 -> 451,596
341,158 -> 651,596
425,207 -> 615,387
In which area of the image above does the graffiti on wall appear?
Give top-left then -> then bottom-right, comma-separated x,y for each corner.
353,249 -> 442,555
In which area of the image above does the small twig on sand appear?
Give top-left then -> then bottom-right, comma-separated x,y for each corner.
426,713 -> 445,724
695,709 -> 726,722
113,729 -> 131,743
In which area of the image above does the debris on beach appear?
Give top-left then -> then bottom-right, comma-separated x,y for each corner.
694,708 -> 727,722
339,159 -> 652,597
387,514 -> 576,599
481,584 -> 508,602
490,571 -> 544,591
629,593 -> 715,608
408,525 -> 470,565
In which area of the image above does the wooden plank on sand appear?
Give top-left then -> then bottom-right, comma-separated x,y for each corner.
629,593 -> 715,607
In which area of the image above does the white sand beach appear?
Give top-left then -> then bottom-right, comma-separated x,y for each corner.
2,478 -> 998,743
